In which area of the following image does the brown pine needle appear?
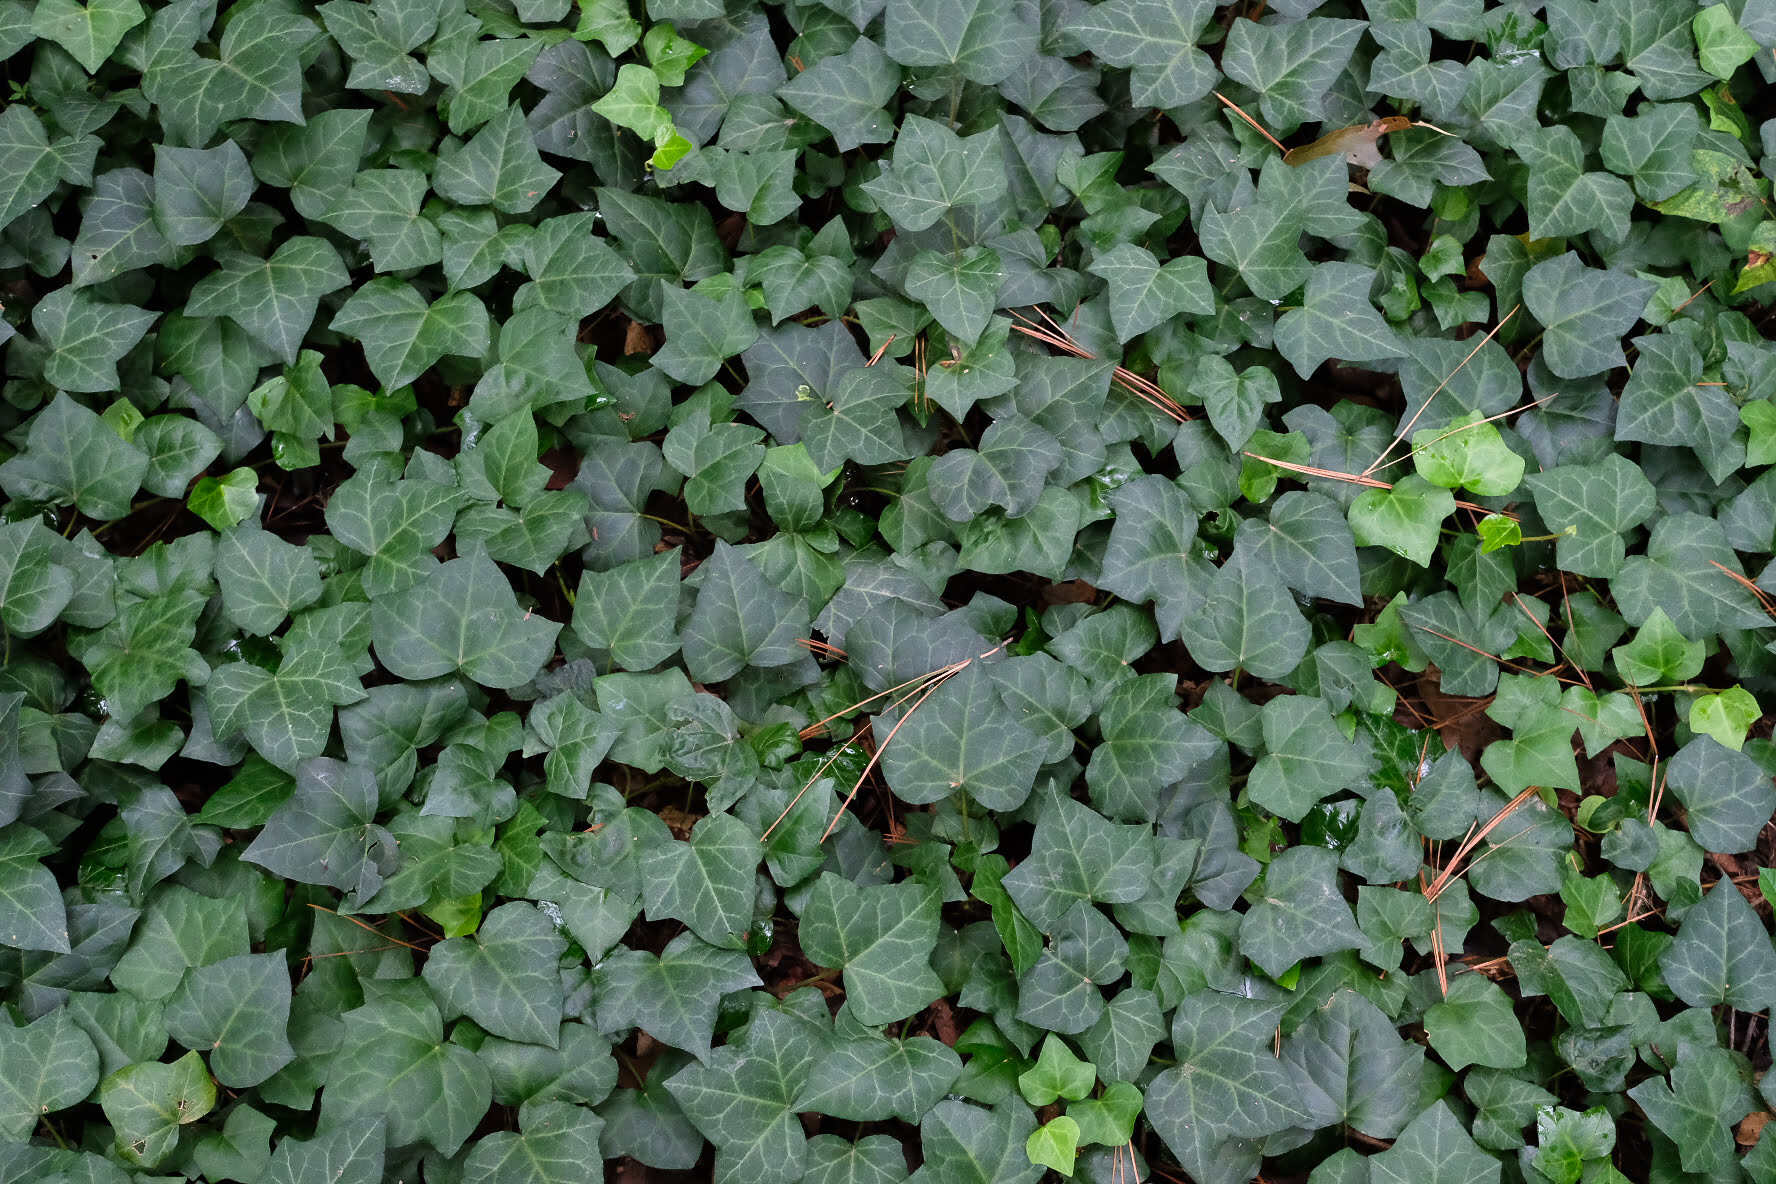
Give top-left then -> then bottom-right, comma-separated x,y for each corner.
796,662 -> 965,742
1510,590 -> 1591,690
1362,306 -> 1519,477
1010,309 -> 1188,423
1431,907 -> 1450,998
1710,559 -> 1776,618
1378,392 -> 1557,474
1410,624 -> 1572,681
865,334 -> 896,366
1423,784 -> 1542,902
819,670 -> 955,842
307,904 -> 428,952
1213,91 -> 1285,152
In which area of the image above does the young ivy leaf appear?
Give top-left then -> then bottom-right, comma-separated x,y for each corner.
1348,474 -> 1455,567
1017,1035 -> 1096,1107
1411,411 -> 1525,496
98,1050 -> 216,1168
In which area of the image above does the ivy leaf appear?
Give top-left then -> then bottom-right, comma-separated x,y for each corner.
461,1101 -> 603,1184
594,932 -> 762,1061
371,548 -> 561,690
882,0 -> 1033,86
1086,675 -> 1219,822
860,115 -> 1005,233
1412,411 -> 1525,496
640,812 -> 758,949
98,1050 -> 215,1168
1275,262 -> 1407,378
1239,846 -> 1365,977
1520,252 -> 1653,379
186,237 -> 351,364
1423,972 -> 1527,1070
32,286 -> 156,393
261,1116 -> 385,1184
1242,490 -> 1362,607
324,470 -> 462,597
777,36 -> 899,151
1665,736 -> 1776,855
1522,454 -> 1657,578
433,103 -> 561,214
1017,899 -> 1126,1033
0,391 -> 149,521
318,0 -> 435,94
905,247 -> 1003,346
800,873 -> 944,1025
1282,989 -> 1423,1139
1519,124 -> 1634,241
327,977 -> 492,1156
165,952 -> 293,1087
70,167 -> 175,288
31,0 -> 145,73
571,549 -> 681,671
1017,1034 -> 1095,1106
320,169 -> 440,273
1600,103 -> 1700,201
67,587 -> 209,725
1198,357 -> 1282,453
913,1100 -> 1040,1184
217,525 -> 324,637
1627,1043 -> 1750,1177
0,106 -> 99,232
1199,197 -> 1310,303
144,4 -> 318,145
423,902 -> 568,1047
1349,475 -> 1454,567
153,140 -> 255,248
796,1031 -> 961,1123
0,522 -> 72,639
1370,1101 -> 1500,1184
1146,993 -> 1307,1145
1001,796 -> 1153,931
1098,476 -> 1210,639
0,1009 -> 99,1139
1612,513 -> 1769,638
1087,243 -> 1214,342
653,283 -> 761,386
1221,16 -> 1365,128
681,541 -> 810,683
1024,1117 -> 1078,1178
1611,607 -> 1703,685
1687,685 -> 1759,751
242,757 -> 395,903
1659,879 -> 1776,1011
1248,695 -> 1376,822
1061,0 -> 1216,108
1618,328 -> 1745,483
928,416 -> 1062,521
879,662 -> 1044,812
331,280 -> 491,390
1174,548 -> 1310,680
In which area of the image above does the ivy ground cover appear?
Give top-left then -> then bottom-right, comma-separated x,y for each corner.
3,0 -> 1776,1180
